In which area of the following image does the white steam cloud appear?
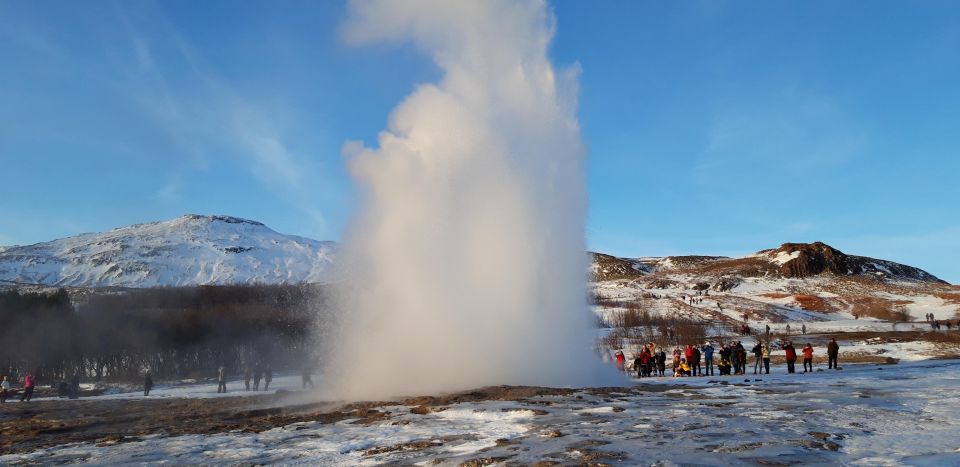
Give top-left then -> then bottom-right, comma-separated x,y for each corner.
326,0 -> 619,399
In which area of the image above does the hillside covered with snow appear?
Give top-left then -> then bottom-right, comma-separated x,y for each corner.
591,241 -> 960,361
0,215 -> 336,288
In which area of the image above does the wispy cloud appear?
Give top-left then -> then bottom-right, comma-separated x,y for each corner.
155,175 -> 182,202
110,4 -> 329,235
696,90 -> 868,179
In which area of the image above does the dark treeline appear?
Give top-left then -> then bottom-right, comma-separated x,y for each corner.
0,284 -> 332,384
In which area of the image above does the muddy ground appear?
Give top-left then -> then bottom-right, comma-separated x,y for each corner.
0,385 -> 651,456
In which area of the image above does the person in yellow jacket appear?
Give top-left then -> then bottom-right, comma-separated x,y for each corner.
761,343 -> 771,374
674,358 -> 692,377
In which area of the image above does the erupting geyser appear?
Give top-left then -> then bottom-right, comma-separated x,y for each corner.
325,0 -> 620,399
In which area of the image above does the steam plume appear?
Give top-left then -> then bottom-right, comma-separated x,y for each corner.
327,0 -> 619,399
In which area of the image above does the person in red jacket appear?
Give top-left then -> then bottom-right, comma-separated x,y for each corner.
784,342 -> 797,374
615,350 -> 625,373
684,344 -> 694,362
638,347 -> 652,377
20,373 -> 35,402
802,343 -> 815,372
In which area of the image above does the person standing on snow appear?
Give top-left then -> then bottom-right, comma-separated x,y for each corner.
657,347 -> 667,376
20,373 -> 35,402
761,343 -> 771,374
70,374 -> 80,399
264,366 -> 273,391
615,350 -> 626,373
784,342 -> 797,374
731,343 -> 742,375
702,342 -> 715,376
738,342 -> 749,374
827,338 -> 840,369
217,366 -> 228,394
802,343 -> 814,372
642,347 -> 654,377
752,342 -> 763,374
1,376 -> 11,403
253,365 -> 263,391
691,345 -> 702,376
144,371 -> 153,396
244,367 -> 252,391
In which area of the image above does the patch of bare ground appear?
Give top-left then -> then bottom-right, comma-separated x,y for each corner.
0,393 -> 352,455
842,296 -> 912,321
364,439 -> 445,456
565,439 -> 627,465
457,456 -> 513,466
793,294 -> 840,313
687,257 -> 774,278
591,253 -> 647,281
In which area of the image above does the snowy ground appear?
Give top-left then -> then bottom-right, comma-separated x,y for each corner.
4,359 -> 960,465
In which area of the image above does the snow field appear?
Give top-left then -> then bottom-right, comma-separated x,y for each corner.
5,360 -> 960,465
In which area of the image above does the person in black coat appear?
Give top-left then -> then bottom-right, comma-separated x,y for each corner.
827,338 -> 840,369
144,372 -> 154,396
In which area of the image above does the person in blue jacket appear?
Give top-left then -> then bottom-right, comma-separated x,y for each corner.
701,342 -> 715,376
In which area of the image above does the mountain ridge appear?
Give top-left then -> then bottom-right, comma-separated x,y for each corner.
0,214 -> 336,288
0,215 -> 951,289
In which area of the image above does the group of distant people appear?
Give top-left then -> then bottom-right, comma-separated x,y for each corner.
210,364 -> 315,394
0,372 -> 42,403
615,338 -> 842,378
0,374 -> 32,403
925,313 -> 959,330
2,363 -> 317,402
239,365 -> 274,392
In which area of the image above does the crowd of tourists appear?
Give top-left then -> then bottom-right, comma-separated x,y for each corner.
0,364 -> 317,402
614,338 -> 842,378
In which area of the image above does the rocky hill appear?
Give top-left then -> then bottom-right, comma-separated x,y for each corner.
592,241 -> 946,285
590,241 -> 959,336
0,215 -> 336,288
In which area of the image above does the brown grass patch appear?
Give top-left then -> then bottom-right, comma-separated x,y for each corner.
844,296 -> 912,321
690,257 -> 773,277
761,293 -> 790,299
793,294 -> 840,312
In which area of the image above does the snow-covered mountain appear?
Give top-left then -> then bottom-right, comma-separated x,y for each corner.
0,215 -> 336,288
590,241 -> 959,337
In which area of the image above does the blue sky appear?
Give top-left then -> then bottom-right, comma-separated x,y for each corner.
1,1 -> 958,283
